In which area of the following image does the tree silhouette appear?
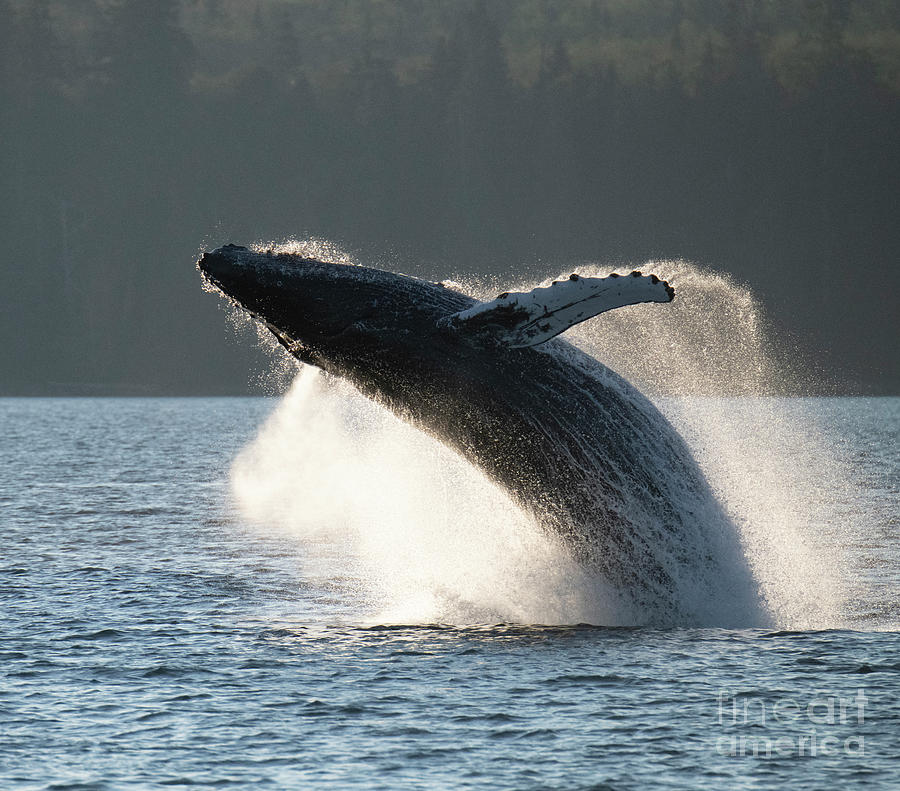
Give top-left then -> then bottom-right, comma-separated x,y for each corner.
0,0 -> 897,393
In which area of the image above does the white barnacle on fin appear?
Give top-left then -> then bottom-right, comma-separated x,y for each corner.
439,271 -> 674,347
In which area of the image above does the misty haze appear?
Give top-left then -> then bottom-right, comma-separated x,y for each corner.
2,0 -> 897,394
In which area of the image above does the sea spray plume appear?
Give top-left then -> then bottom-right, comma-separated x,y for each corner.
230,367 -> 630,625
199,243 -> 766,625
566,260 -> 847,627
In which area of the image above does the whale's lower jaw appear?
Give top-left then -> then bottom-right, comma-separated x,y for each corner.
199,245 -> 764,626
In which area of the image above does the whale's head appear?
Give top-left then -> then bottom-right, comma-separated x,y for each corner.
197,244 -> 473,371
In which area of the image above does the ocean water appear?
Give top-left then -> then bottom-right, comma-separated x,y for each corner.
1,392 -> 897,790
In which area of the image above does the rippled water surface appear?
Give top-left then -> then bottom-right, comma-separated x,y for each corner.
1,397 -> 897,789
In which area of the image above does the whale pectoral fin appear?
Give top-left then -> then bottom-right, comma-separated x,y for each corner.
440,271 -> 675,347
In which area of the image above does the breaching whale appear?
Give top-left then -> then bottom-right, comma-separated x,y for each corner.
198,244 -> 761,624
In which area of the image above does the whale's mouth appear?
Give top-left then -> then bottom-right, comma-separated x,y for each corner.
198,263 -> 264,327
197,248 -> 244,302
198,246 -> 375,360
197,264 -> 229,299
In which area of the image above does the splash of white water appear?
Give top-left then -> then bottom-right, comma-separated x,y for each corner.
566,260 -> 848,628
227,252 -> 849,628
231,367 -> 638,625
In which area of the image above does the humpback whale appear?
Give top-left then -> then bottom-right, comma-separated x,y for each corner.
198,244 -> 761,624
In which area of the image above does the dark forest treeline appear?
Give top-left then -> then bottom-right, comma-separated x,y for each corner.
2,0 -> 898,394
